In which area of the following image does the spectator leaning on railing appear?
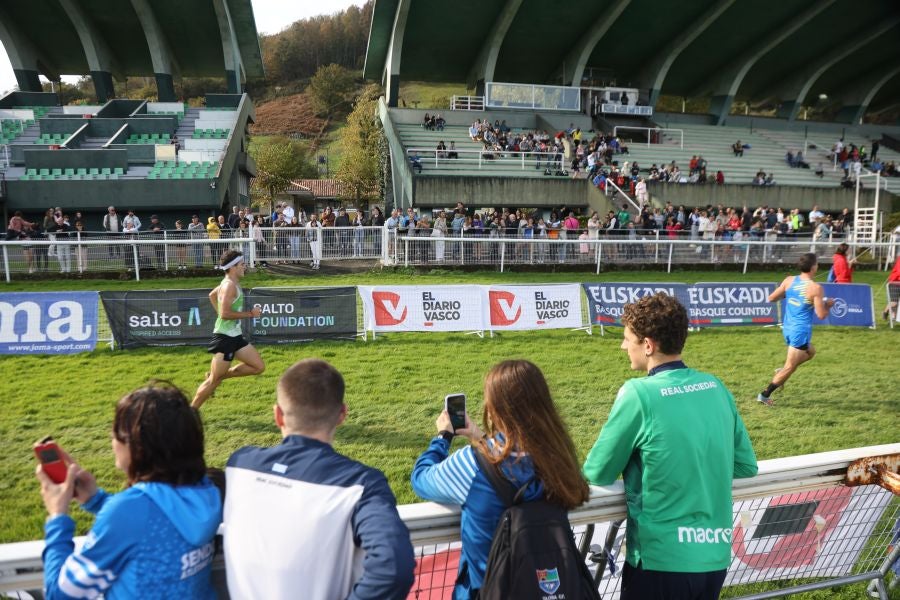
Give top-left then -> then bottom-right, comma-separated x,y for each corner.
223,359 -> 415,600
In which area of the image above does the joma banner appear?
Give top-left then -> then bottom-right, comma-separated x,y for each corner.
812,283 -> 874,328
245,287 -> 357,343
582,283 -> 691,326
485,284 -> 583,331
359,285 -> 485,333
101,289 -> 217,349
687,283 -> 778,327
0,292 -> 98,354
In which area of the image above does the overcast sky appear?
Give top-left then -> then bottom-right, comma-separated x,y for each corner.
0,0 -> 367,96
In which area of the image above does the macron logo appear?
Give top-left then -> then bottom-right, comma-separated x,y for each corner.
373,291 -> 407,325
489,291 -> 522,326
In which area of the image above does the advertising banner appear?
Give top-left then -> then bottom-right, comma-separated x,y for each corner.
687,283 -> 778,327
0,292 -> 99,354
582,283 -> 691,326
101,289 -> 217,349
485,284 -> 583,331
811,283 -> 874,327
359,285 -> 485,333
245,287 -> 357,343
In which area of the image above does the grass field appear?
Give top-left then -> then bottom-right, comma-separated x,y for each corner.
1,268 -> 898,596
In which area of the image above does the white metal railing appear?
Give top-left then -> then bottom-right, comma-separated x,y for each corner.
603,178 -> 641,213
613,125 -> 684,149
386,233 -> 892,274
450,96 -> 485,111
1,445 -> 896,598
485,82 -> 581,111
406,147 -> 566,172
0,144 -> 9,168
0,230 -> 893,281
601,104 -> 653,116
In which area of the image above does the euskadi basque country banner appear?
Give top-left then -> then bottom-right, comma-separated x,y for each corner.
244,287 -> 357,343
486,285 -> 583,331
358,285 -> 485,332
809,283 -> 874,327
101,290 -> 218,349
687,283 -> 778,327
582,283 -> 691,326
0,292 -> 99,354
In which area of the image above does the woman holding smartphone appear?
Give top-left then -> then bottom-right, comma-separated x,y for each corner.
35,382 -> 222,599
411,360 -> 589,599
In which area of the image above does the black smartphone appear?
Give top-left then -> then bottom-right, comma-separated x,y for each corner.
445,393 -> 467,431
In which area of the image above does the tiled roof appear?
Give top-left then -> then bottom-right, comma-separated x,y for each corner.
285,179 -> 378,198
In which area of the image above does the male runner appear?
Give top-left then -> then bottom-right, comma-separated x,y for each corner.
758,252 -> 834,406
192,250 -> 264,408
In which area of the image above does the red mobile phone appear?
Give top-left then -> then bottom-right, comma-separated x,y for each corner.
34,436 -> 67,484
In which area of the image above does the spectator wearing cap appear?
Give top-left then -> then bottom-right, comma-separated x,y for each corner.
148,215 -> 166,270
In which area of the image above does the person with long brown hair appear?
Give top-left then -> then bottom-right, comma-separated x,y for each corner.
411,360 -> 588,599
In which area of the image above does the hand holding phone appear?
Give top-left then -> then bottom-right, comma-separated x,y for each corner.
34,436 -> 68,484
444,393 -> 467,432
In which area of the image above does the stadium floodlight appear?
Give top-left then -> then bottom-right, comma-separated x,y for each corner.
818,93 -> 828,101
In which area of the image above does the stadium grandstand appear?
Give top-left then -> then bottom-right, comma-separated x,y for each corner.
364,0 -> 900,226
0,0 -> 263,226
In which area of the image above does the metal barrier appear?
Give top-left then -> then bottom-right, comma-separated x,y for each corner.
1,444 -> 896,598
612,125 -> 684,149
449,96 -> 485,111
405,147 -> 567,173
0,229 -> 893,281
387,232 -> 885,274
601,104 -> 653,117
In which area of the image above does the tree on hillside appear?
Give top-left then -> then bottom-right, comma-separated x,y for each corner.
308,64 -> 356,116
249,137 -> 316,213
336,84 -> 384,203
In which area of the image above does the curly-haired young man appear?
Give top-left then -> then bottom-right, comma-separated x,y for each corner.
583,292 -> 758,600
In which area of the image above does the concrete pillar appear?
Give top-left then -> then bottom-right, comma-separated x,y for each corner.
212,0 -> 244,93
0,5 -> 58,92
831,65 -> 900,125
560,0 -> 632,87
130,0 -> 180,101
383,0 -> 411,108
467,0 -> 524,89
58,0 -> 119,102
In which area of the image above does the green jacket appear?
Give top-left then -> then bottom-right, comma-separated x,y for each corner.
583,364 -> 758,572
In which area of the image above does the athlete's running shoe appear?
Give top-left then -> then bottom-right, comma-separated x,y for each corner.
757,394 -> 774,406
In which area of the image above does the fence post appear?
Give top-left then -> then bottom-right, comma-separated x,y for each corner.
132,243 -> 141,281
2,244 -> 9,282
595,241 -> 602,275
500,240 -> 506,273
743,242 -> 751,274
404,238 -> 409,268
667,242 -> 674,273
381,227 -> 389,264
654,230 -> 660,263
163,231 -> 169,271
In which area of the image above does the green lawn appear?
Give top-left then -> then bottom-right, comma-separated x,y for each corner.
1,268 -> 898,597
398,81 -> 472,110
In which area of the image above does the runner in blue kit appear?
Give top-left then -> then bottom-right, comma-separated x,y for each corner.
758,253 -> 834,405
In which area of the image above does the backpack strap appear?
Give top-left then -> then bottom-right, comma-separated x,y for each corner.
473,445 -> 533,507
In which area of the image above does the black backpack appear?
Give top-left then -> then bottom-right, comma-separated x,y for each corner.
474,451 -> 601,600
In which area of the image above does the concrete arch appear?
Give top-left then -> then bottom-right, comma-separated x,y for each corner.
212,0 -> 244,93
383,0 -> 411,107
0,5 -> 57,91
705,0 -> 837,125
774,18 -> 900,121
642,0 -> 736,107
467,0 -> 524,93
558,0 -> 631,87
129,0 -> 180,101
57,0 -> 118,102
834,65 -> 900,124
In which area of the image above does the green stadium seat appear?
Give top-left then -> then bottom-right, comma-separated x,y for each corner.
19,174 -> 31,181
148,173 -> 158,179
26,168 -> 37,176
76,168 -> 88,176
113,167 -> 124,176
101,167 -> 111,176
39,168 -> 49,176
88,168 -> 99,176
172,173 -> 184,179
154,161 -> 164,168
64,168 -> 75,177
50,169 -> 62,177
